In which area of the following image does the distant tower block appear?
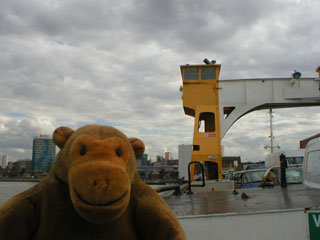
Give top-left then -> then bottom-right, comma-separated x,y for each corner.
2,155 -> 8,169
165,152 -> 173,161
32,135 -> 56,171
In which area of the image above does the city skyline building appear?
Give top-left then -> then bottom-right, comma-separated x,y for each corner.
16,159 -> 33,172
32,135 -> 56,171
137,154 -> 148,167
165,152 -> 173,161
1,155 -> 8,169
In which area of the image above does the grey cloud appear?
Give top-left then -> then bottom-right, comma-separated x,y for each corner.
0,117 -> 55,161
1,0 -> 320,163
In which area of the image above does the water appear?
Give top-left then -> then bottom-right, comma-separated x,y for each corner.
0,182 -> 174,206
0,181 -> 37,206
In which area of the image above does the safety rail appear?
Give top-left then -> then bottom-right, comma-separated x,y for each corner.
187,161 -> 205,194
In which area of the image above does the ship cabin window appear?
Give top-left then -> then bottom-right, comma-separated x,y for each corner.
305,150 -> 320,185
184,68 -> 199,80
198,112 -> 215,132
201,67 -> 216,80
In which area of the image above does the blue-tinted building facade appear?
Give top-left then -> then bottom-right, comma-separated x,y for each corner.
32,135 -> 56,171
137,154 -> 148,167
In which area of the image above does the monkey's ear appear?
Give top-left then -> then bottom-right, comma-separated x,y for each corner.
129,138 -> 145,158
53,127 -> 75,149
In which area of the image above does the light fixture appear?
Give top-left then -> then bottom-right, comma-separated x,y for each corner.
203,58 -> 217,65
203,58 -> 211,64
292,70 -> 302,79
291,70 -> 301,84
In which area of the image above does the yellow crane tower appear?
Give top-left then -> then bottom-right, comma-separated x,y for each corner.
180,59 -> 223,180
180,60 -> 320,183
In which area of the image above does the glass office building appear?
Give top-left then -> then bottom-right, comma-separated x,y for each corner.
32,135 -> 56,171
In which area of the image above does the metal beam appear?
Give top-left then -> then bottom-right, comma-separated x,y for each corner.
219,77 -> 320,138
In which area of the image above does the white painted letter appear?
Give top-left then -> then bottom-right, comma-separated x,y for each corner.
313,214 -> 320,227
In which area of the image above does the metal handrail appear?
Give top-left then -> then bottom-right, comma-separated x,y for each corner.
156,185 -> 181,195
187,161 -> 205,194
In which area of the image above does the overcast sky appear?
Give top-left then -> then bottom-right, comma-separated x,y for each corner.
0,0 -> 319,163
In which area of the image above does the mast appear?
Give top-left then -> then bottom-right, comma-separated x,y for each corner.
269,109 -> 274,154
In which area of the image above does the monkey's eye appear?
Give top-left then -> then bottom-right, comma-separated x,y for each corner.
80,146 -> 87,156
115,148 -> 122,157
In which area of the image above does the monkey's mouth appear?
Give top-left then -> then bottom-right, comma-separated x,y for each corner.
74,188 -> 128,207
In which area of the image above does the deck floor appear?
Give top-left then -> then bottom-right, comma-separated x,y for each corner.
164,185 -> 320,217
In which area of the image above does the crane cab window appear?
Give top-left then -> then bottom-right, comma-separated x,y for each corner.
201,67 -> 216,80
184,68 -> 199,80
184,67 -> 217,81
198,112 -> 215,132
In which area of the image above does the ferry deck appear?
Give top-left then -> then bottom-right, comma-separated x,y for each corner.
164,185 -> 320,240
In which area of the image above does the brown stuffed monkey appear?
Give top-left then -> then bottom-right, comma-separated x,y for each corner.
0,125 -> 186,240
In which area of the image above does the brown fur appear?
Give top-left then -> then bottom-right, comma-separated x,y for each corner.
0,125 -> 186,240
